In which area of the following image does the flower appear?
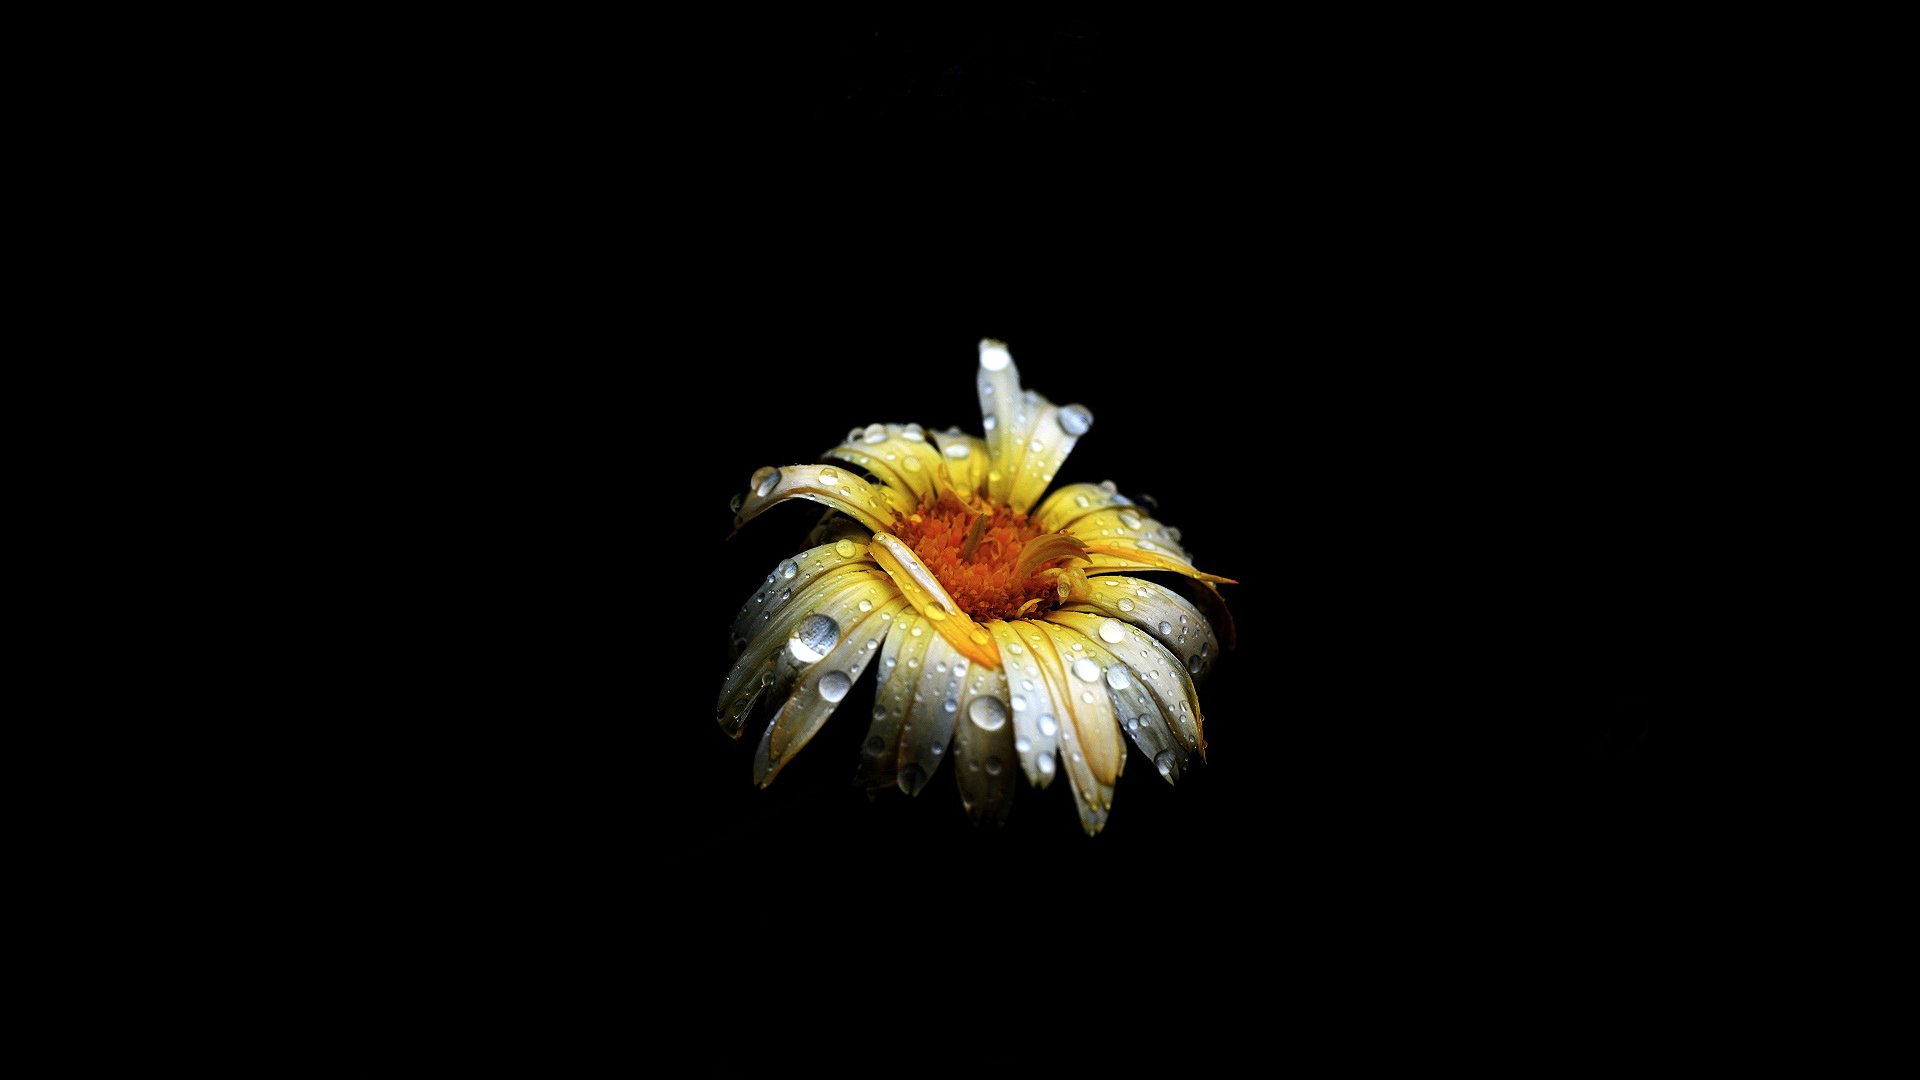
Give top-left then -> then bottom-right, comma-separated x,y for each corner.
719,339 -> 1236,835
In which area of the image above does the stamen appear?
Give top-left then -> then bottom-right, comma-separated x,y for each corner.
960,513 -> 991,562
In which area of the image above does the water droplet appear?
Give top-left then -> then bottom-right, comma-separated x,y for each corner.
1020,680 -> 1033,691
944,442 -> 970,460
983,416 -> 997,432
873,705 -> 888,720
1038,715 -> 1059,737
902,423 -> 925,442
778,559 -> 798,580
1075,494 -> 1091,508
1119,511 -> 1142,530
980,341 -> 1011,371
898,764 -> 928,796
1098,619 -> 1126,644
1126,717 -> 1139,732
751,466 -> 781,496
1158,621 -> 1173,636
865,735 -> 886,753
788,613 -> 840,662
902,455 -> 922,472
1070,642 -> 1083,652
968,695 -> 1007,732
910,625 -> 924,637
1010,694 -> 1027,712
1155,749 -> 1178,780
985,756 -> 1003,775
926,607 -> 946,621
930,744 -> 943,757
867,638 -> 879,650
858,599 -> 873,612
1117,598 -> 1135,612
835,538 -> 860,558
1188,653 -> 1204,675
1099,480 -> 1118,494
1015,736 -> 1032,753
1028,438 -> 1044,453
1072,658 -> 1100,682
1167,527 -> 1182,542
1057,404 -> 1093,436
1007,642 -> 1024,655
818,468 -> 840,486
729,493 -> 744,513
819,671 -> 852,702
942,698 -> 957,713
1081,692 -> 1095,704
1036,755 -> 1056,777
1106,666 -> 1131,690
862,423 -> 887,444
1136,587 -> 1150,597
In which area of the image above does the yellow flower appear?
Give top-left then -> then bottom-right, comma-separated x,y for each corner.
719,340 -> 1236,835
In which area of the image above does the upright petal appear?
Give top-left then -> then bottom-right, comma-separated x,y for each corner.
1006,401 -> 1093,515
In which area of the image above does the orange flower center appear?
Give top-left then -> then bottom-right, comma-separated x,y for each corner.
893,495 -> 1061,622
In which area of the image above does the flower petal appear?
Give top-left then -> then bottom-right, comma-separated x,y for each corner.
928,428 -> 990,503
757,595 -> 911,785
1032,481 -> 1132,533
1064,575 -> 1220,679
733,464 -> 912,536
975,339 -> 1059,507
716,568 -> 895,737
1062,508 -> 1191,562
867,532 -> 1002,669
730,540 -> 876,651
1033,622 -> 1123,835
1082,544 -> 1238,585
824,423 -> 946,503
949,657 -> 1015,825
856,611 -> 930,791
1046,610 -> 1206,758
895,632 -> 973,796
1006,401 -> 1092,515
988,619 -> 1059,789
1041,614 -> 1188,785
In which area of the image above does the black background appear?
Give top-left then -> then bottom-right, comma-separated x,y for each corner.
482,15 -> 1664,1063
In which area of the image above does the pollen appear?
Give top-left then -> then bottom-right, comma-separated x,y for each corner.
893,495 -> 1063,622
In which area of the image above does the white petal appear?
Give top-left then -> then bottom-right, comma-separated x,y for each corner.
858,612 -> 932,791
757,595 -> 910,785
716,569 -> 894,737
988,619 -> 1059,789
730,541 -> 875,650
950,659 -> 1015,825
732,464 -> 913,535
1059,575 -> 1218,678
1047,610 -> 1206,758
896,634 -> 968,795
1034,622 -> 1122,835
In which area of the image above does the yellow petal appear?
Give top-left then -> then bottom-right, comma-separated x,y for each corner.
823,423 -> 946,503
867,532 -> 1002,669
1082,543 -> 1238,585
1028,621 -> 1121,835
1006,401 -> 1093,515
927,429 -> 990,504
1012,531 -> 1089,582
1032,482 -> 1131,533
1047,609 -> 1205,758
1043,617 -> 1188,785
733,464 -> 912,536
975,339 -> 1041,506
988,620 -> 1059,789
729,540 -> 875,650
1061,575 -> 1219,680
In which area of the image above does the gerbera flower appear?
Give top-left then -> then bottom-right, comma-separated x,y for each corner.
718,339 -> 1236,835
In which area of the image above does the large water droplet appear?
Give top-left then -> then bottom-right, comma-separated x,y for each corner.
1155,749 -> 1179,780
1158,621 -> 1173,636
980,340 -> 1011,371
1038,715 -> 1059,737
858,599 -> 873,612
968,695 -> 1007,732
818,467 -> 840,486
1119,510 -> 1142,530
1057,404 -> 1093,436
1098,618 -> 1126,644
1010,694 -> 1027,712
1188,653 -> 1204,675
1117,598 -> 1135,612
788,613 -> 840,663
779,559 -> 798,580
1106,665 -> 1131,690
1036,755 -> 1056,777
819,671 -> 852,702
943,698 -> 957,713
862,423 -> 887,445
751,466 -> 781,497
898,764 -> 928,796
835,538 -> 859,558
902,423 -> 925,442
1072,657 -> 1101,682
943,442 -> 970,460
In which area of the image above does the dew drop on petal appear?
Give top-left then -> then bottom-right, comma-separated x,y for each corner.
980,341 -> 1011,371
835,539 -> 859,559
1038,715 -> 1059,737
1158,621 -> 1173,636
1106,666 -> 1131,690
858,599 -> 873,612
789,614 -> 840,663
863,423 -> 887,444
985,756 -> 1003,776
943,698 -> 957,713
968,695 -> 1007,732
1188,653 -> 1205,675
1099,619 -> 1126,644
1007,642 -> 1024,656
944,442 -> 970,460
1015,736 -> 1032,753
752,466 -> 781,497
729,493 -> 744,513
865,735 -> 886,753
1155,749 -> 1178,780
1119,511 -> 1143,530
779,559 -> 798,580
1057,404 -> 1093,436
1075,494 -> 1090,508
902,423 -> 925,442
1036,755 -> 1056,777
1117,598 -> 1135,612
898,764 -> 928,796
1072,658 -> 1101,682
1028,438 -> 1043,453
819,671 -> 852,702
818,468 -> 840,486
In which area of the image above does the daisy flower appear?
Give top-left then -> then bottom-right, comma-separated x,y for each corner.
718,339 -> 1235,835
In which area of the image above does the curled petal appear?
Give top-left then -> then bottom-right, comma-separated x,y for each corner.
1012,531 -> 1088,582
1047,609 -> 1206,759
730,540 -> 875,649
757,595 -> 910,785
868,532 -> 1002,669
857,612 -> 930,791
1062,575 -> 1219,679
733,464 -> 912,536
716,568 -> 894,736
988,620 -> 1059,788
